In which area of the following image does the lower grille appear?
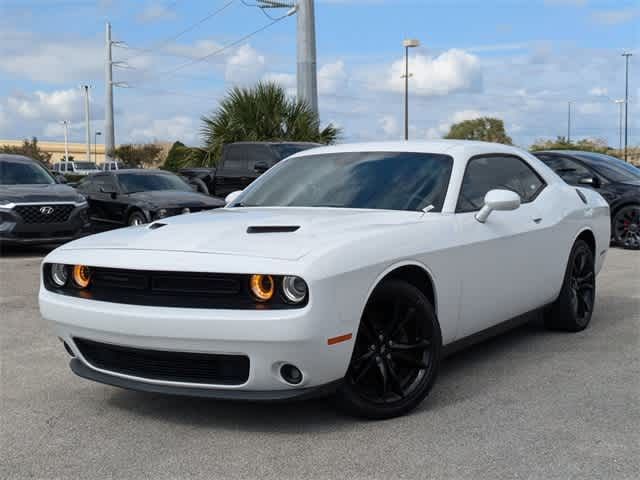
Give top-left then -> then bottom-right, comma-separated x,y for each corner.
74,338 -> 249,385
14,204 -> 74,223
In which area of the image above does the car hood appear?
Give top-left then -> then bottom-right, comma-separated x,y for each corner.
0,183 -> 84,204
60,207 -> 424,260
126,190 -> 225,208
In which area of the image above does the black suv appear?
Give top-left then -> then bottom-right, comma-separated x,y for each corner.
0,154 -> 90,246
180,141 -> 321,197
533,150 -> 640,249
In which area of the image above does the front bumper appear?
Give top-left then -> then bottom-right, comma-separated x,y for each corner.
40,287 -> 355,395
69,358 -> 342,401
0,204 -> 90,245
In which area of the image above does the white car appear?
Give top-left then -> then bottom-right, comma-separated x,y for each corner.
52,160 -> 100,176
39,141 -> 610,419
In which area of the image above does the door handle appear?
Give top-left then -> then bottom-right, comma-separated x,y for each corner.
533,217 -> 543,224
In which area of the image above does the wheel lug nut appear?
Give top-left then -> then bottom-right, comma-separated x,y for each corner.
386,353 -> 391,359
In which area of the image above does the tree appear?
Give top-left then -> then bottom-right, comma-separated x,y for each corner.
115,143 -> 163,168
201,82 -> 340,165
1,137 -> 53,166
162,141 -> 188,172
530,136 -> 619,157
444,117 -> 513,145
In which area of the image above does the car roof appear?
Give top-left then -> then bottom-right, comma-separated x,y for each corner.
108,169 -> 174,175
0,154 -> 38,164
291,140 -> 528,159
229,141 -> 322,146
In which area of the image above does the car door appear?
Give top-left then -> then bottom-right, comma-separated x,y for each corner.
87,174 -> 124,224
454,154 -> 551,338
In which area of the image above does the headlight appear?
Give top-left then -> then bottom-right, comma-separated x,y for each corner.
282,276 -> 308,304
156,209 -> 168,219
181,207 -> 190,214
50,264 -> 69,287
72,264 -> 91,288
250,274 -> 274,302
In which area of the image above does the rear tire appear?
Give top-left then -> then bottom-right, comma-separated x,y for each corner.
545,239 -> 595,332
335,279 -> 441,419
612,205 -> 640,250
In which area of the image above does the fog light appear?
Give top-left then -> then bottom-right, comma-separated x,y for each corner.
280,364 -> 303,385
250,274 -> 274,302
282,276 -> 307,304
72,264 -> 91,288
50,263 -> 69,287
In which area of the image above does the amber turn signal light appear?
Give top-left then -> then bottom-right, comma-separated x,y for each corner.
250,274 -> 274,302
72,265 -> 91,288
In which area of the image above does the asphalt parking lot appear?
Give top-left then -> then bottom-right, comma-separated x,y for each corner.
1,247 -> 638,480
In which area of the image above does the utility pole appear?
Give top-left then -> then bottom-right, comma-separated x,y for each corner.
82,85 -> 91,162
94,131 -> 102,163
403,39 -> 419,141
296,0 -> 318,117
622,52 -> 632,162
615,99 -> 624,152
105,22 -> 116,162
60,120 -> 70,162
567,101 -> 572,143
257,1 -> 317,116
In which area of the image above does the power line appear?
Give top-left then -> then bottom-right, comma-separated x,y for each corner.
123,0 -> 235,63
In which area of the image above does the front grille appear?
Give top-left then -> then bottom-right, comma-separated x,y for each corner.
13,230 -> 74,239
43,265 -> 305,309
74,338 -> 249,385
14,204 -> 74,224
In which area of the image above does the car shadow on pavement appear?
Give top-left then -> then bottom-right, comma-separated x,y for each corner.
0,244 -> 58,258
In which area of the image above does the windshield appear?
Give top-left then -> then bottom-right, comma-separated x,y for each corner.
572,152 -> 640,183
270,143 -> 318,160
0,160 -> 56,185
118,172 -> 193,193
232,151 -> 454,212
74,162 -> 99,170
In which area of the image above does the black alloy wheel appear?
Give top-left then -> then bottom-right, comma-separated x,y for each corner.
128,210 -> 147,226
336,279 -> 441,419
613,205 -> 640,250
545,239 -> 595,332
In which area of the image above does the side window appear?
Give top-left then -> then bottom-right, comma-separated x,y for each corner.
457,154 -> 546,212
75,176 -> 92,193
538,156 -> 592,185
245,145 -> 274,171
91,175 -> 116,193
220,145 -> 246,171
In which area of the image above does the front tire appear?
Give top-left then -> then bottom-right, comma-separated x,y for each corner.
127,210 -> 147,226
545,239 -> 595,332
335,279 -> 441,419
612,205 -> 640,250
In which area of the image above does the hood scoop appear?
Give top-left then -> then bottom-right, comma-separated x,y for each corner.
246,225 -> 300,234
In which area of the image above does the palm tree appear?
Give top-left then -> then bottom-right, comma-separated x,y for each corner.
200,82 -> 339,165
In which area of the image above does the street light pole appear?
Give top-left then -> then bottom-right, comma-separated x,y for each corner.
622,52 -> 632,162
403,39 -> 420,141
94,131 -> 102,164
59,120 -> 70,162
82,85 -> 91,162
567,101 -> 572,143
615,99 -> 624,152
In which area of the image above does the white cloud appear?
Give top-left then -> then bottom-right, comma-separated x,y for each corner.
384,49 -> 482,97
589,87 -> 608,97
591,7 -> 640,25
138,1 -> 177,23
378,115 -> 399,137
5,89 -> 85,122
166,39 -> 224,60
129,116 -> 198,144
225,44 -> 266,85
318,60 -> 347,95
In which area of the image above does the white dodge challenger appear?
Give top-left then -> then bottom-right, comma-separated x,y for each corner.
39,141 -> 610,419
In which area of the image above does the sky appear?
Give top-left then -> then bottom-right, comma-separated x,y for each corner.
0,0 -> 638,149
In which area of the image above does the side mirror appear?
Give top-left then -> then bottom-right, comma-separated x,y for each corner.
254,161 -> 269,173
100,186 -> 118,198
475,189 -> 521,223
225,190 -> 243,205
578,176 -> 600,188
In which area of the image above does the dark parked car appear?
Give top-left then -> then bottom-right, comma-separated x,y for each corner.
180,141 -> 321,197
533,150 -> 640,249
0,154 -> 90,246
75,169 -> 225,227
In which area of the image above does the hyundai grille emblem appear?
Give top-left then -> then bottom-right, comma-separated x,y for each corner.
39,206 -> 55,215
